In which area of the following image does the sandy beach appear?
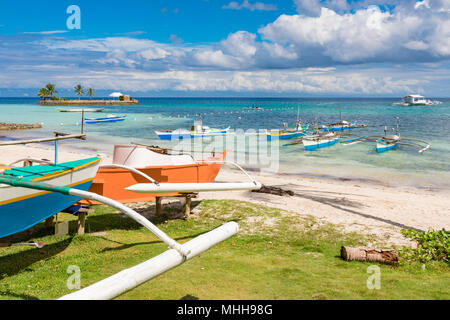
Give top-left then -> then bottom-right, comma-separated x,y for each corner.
2,143 -> 449,247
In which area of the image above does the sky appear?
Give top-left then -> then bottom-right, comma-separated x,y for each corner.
0,0 -> 449,97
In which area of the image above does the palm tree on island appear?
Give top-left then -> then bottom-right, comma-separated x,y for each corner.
37,83 -> 57,100
37,87 -> 49,100
45,83 -> 58,98
87,87 -> 95,100
74,84 -> 84,100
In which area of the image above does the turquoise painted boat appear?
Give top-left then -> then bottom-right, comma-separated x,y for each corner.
265,125 -> 309,141
0,157 -> 101,238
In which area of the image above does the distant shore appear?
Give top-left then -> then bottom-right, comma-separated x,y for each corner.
37,99 -> 138,106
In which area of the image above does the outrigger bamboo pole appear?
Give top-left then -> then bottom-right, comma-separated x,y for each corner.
59,222 -> 239,300
0,176 -> 240,300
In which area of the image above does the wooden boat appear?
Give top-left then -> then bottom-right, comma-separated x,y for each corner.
302,132 -> 339,151
0,132 -> 101,238
265,124 -> 309,141
341,119 -> 431,154
80,144 -> 229,204
0,161 -> 240,301
155,121 -> 230,140
322,121 -> 365,132
84,115 -> 127,124
58,108 -> 106,112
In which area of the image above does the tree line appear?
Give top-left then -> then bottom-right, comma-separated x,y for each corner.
38,83 -> 95,100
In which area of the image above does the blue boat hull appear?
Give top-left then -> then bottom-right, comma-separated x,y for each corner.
323,126 -> 355,132
157,130 -> 228,140
304,138 -> 339,151
376,143 -> 398,153
267,132 -> 305,141
0,180 -> 92,238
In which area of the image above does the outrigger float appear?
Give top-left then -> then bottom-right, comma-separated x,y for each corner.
340,118 -> 431,153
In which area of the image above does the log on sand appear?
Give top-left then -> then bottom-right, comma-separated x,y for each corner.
341,246 -> 399,265
252,185 -> 294,196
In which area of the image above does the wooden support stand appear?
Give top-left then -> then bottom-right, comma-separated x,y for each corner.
76,206 -> 94,235
154,193 -> 198,219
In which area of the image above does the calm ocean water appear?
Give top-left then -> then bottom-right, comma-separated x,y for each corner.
1,97 -> 449,189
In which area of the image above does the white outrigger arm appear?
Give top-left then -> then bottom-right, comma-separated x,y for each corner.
125,160 -> 262,194
0,177 -> 239,300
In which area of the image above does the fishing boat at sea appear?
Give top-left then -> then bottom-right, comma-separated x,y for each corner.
322,120 -> 366,132
392,94 -> 443,106
265,106 -> 309,141
301,132 -> 339,151
80,144 -> 230,204
57,107 -> 106,113
155,121 -> 230,140
0,133 -> 101,238
321,107 -> 366,132
341,118 -> 431,153
84,115 -> 127,124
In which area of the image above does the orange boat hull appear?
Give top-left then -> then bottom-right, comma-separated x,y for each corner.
80,152 -> 226,204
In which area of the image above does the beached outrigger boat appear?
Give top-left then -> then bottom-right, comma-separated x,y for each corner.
80,144 -> 230,204
0,157 -> 242,300
341,118 -> 431,154
84,115 -> 127,124
155,121 -> 230,140
0,133 -> 101,238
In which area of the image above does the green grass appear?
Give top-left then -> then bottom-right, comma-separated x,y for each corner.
0,200 -> 448,300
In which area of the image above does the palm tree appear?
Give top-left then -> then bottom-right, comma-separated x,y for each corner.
37,87 -> 49,100
74,84 -> 84,100
45,83 -> 58,98
87,88 -> 95,100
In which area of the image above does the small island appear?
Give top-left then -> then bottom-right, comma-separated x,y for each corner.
36,83 -> 138,106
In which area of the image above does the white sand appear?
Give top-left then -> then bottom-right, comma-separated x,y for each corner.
199,168 -> 450,246
3,144 -> 449,247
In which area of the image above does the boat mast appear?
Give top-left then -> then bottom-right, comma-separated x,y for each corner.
296,105 -> 300,130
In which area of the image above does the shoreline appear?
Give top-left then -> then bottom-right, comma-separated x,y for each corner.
2,143 -> 449,247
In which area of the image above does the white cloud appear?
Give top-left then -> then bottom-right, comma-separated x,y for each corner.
260,2 -> 450,63
222,0 -> 277,11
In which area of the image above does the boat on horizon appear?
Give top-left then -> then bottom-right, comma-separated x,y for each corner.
393,94 -> 443,106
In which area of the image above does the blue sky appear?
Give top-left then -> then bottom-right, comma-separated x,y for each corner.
0,0 -> 449,97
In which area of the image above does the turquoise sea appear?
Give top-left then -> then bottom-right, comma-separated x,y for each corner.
1,97 -> 449,189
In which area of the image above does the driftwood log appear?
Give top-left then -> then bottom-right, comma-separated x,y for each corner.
251,185 -> 294,196
341,246 -> 398,265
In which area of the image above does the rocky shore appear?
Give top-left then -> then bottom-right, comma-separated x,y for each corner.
0,122 -> 42,131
